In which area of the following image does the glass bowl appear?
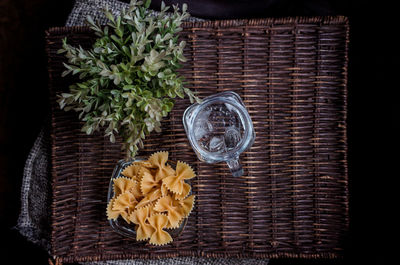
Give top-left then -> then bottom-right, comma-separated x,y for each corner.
107,158 -> 187,239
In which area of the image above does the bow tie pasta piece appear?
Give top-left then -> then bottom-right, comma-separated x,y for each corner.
140,170 -> 161,195
173,182 -> 191,200
154,195 -> 185,228
121,164 -> 141,180
113,177 -> 136,196
148,151 -> 175,181
163,161 -> 195,195
148,151 -> 168,168
148,214 -> 173,246
112,191 -> 138,223
136,166 -> 155,185
180,194 -> 195,218
135,188 -> 163,209
128,181 -> 143,200
129,206 -> 155,241
158,164 -> 175,181
106,197 -> 119,220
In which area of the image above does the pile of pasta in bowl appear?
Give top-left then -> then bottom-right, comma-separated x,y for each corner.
107,151 -> 195,245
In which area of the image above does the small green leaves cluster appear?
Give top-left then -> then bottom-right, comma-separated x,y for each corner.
57,0 -> 200,158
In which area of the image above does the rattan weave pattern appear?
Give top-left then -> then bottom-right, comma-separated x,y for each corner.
46,17 -> 349,263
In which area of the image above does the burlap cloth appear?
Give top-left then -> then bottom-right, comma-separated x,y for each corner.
16,1 -> 269,264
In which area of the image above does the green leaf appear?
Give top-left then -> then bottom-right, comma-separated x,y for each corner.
110,35 -> 121,44
61,70 -> 72,77
104,26 -> 109,35
87,15 -> 95,26
144,74 -> 151,81
175,87 -> 184,98
115,28 -> 123,38
116,15 -> 121,27
121,46 -> 130,57
119,63 -> 128,71
163,101 -> 174,112
142,90 -> 153,98
110,133 -> 116,143
77,83 -> 88,89
125,76 -> 133,84
104,9 -> 115,23
110,90 -> 120,96
123,85 -> 134,90
167,89 -> 176,98
145,0 -> 151,9
62,62 -> 72,70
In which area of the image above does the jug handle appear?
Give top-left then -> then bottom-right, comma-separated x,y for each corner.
226,157 -> 243,177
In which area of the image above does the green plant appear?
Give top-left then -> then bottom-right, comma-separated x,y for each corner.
57,0 -> 200,158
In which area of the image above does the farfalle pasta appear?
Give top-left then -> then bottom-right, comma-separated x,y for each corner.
107,151 -> 196,245
121,164 -> 141,181
111,191 -> 138,223
106,198 -> 119,220
135,188 -> 162,209
140,170 -> 161,195
163,161 -> 195,196
148,151 -> 175,181
129,206 -> 155,241
148,214 -> 173,245
180,194 -> 195,218
113,177 -> 136,196
154,195 -> 185,228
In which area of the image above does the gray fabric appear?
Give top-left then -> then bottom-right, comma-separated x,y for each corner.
85,257 -> 269,265
66,0 -> 203,26
17,0 -> 268,264
66,0 -> 130,26
16,121 -> 52,252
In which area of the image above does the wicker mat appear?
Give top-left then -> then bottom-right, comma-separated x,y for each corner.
46,17 -> 349,263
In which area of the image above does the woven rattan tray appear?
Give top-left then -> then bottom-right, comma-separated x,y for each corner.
46,17 -> 349,263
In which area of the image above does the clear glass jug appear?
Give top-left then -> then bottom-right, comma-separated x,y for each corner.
183,91 -> 255,177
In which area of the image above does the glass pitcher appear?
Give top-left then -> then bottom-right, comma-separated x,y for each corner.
183,91 -> 255,177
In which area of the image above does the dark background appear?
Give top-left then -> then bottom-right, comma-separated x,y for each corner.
0,0 -> 395,264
